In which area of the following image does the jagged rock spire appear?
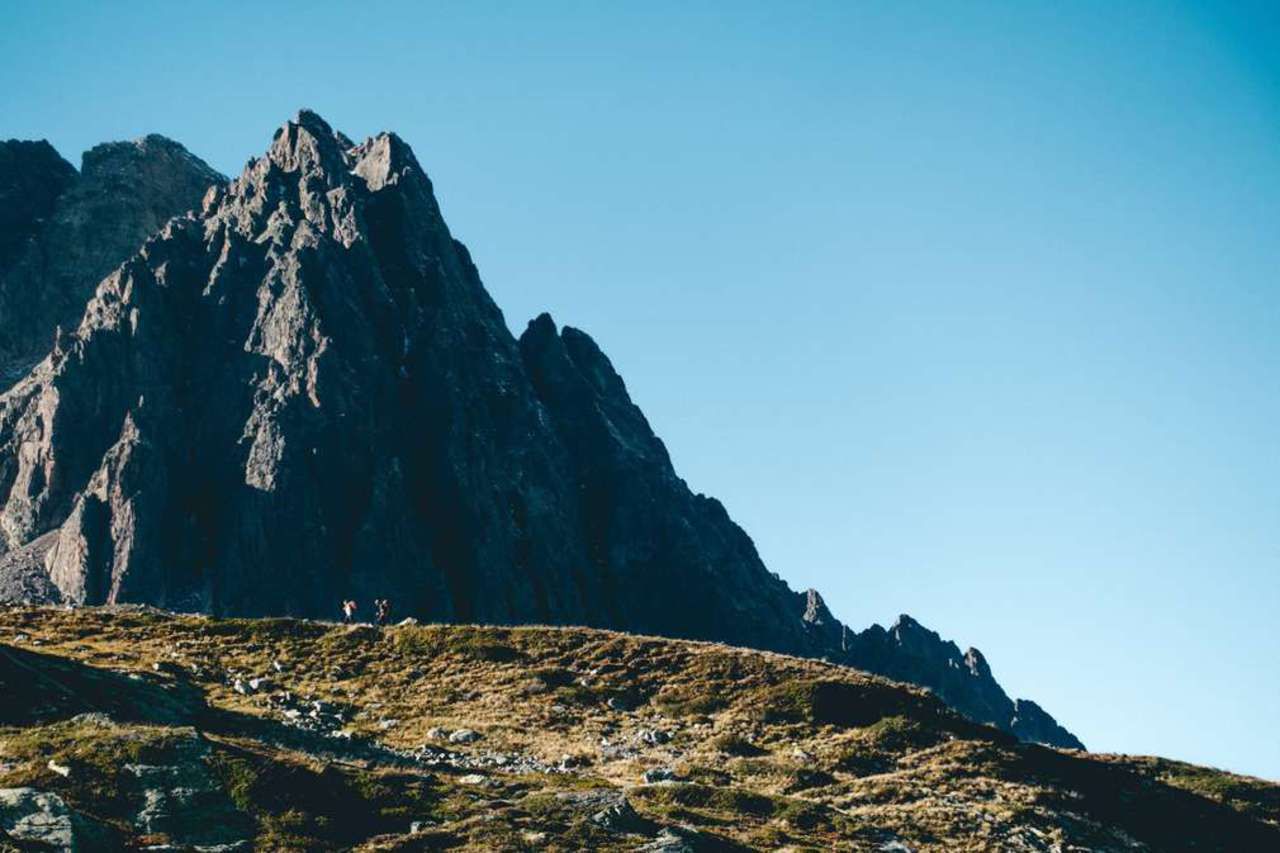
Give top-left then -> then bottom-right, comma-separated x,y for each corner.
0,133 -> 222,369
0,112 -> 1082,750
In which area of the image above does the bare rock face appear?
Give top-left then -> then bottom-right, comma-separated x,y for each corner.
845,614 -> 1085,750
0,141 -> 77,270
0,135 -> 223,376
0,112 -> 1081,749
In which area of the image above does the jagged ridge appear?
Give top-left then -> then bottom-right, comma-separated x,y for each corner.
0,112 -> 1080,749
0,134 -> 223,373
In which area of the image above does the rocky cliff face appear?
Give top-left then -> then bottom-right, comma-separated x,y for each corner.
846,613 -> 1084,749
0,112 -> 1081,749
0,134 -> 223,377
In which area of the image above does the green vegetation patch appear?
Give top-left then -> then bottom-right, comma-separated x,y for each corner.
1157,764 -> 1280,825
710,732 -> 765,757
651,685 -> 727,717
205,743 -> 441,850
633,782 -> 776,819
750,678 -> 939,730
0,718 -> 194,824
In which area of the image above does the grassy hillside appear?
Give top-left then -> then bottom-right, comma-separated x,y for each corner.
0,607 -> 1275,851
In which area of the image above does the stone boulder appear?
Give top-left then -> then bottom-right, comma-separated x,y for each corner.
0,788 -> 76,850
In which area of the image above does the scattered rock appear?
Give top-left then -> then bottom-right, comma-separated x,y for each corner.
635,728 -> 671,746
68,712 -> 114,728
638,826 -> 702,852
0,788 -> 76,849
125,744 -> 254,849
642,767 -> 678,785
591,796 -> 651,835
784,768 -> 837,792
449,729 -> 481,744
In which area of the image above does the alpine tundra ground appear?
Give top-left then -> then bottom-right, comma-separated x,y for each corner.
0,607 -> 1275,851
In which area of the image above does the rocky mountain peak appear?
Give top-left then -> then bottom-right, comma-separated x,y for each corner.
80,133 -> 216,182
964,646 -> 992,678
0,140 -> 78,269
351,131 -> 420,192
846,613 -> 1084,750
801,589 -> 833,627
0,111 -> 1082,750
266,110 -> 350,178
0,132 -> 222,373
891,613 -> 923,633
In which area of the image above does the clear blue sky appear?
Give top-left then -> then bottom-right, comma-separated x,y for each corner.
3,1 -> 1278,779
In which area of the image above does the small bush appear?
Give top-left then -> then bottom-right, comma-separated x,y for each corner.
451,638 -> 524,663
862,715 -> 942,752
752,679 -> 914,728
637,783 -> 775,818
711,732 -> 764,757
530,666 -> 576,688
783,768 -> 837,793
553,683 -> 608,707
775,798 -> 830,831
652,687 -> 726,717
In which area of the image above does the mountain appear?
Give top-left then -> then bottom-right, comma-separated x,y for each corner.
1,608 -> 1275,851
845,612 -> 1081,749
0,111 -> 1079,749
0,135 -> 224,378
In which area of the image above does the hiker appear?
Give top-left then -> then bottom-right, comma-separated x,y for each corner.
375,598 -> 391,626
341,599 -> 357,624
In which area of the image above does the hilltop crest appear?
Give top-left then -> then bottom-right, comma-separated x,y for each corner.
0,608 -> 1273,850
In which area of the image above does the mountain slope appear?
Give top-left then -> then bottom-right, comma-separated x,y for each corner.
0,135 -> 223,377
0,608 -> 1274,851
0,111 -> 1078,749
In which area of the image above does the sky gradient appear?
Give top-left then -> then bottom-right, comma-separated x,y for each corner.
3,1 -> 1278,778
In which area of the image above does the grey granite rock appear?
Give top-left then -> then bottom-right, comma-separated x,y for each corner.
0,787 -> 76,849
0,134 -> 223,377
0,111 -> 1081,750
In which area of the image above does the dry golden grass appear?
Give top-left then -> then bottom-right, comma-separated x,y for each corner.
0,606 -> 1275,851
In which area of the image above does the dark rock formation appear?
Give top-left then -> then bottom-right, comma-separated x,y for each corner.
845,613 -> 1085,750
0,135 -> 223,377
0,141 -> 77,271
0,112 -> 1081,749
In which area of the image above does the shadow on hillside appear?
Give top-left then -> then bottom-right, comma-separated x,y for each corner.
995,742 -> 1280,851
0,641 -> 413,766
1,641 -> 1276,851
0,642 -> 207,726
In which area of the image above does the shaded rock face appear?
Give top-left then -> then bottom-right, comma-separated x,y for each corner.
845,614 -> 1085,750
0,135 -> 223,375
0,141 -> 77,271
0,112 -> 1080,750
0,784 -> 118,851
